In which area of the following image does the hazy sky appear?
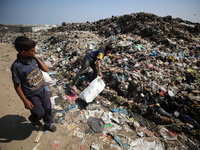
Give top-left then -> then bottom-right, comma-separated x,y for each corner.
0,0 -> 199,25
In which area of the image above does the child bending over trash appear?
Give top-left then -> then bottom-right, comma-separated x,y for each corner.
71,44 -> 121,93
11,36 -> 56,132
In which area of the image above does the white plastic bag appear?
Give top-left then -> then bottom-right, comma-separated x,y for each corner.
41,71 -> 53,85
79,77 -> 105,103
35,45 -> 45,62
44,60 -> 53,68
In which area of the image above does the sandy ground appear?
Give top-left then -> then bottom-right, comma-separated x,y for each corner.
0,43 -> 95,150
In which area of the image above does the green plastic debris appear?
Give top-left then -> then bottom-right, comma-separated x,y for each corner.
134,45 -> 143,49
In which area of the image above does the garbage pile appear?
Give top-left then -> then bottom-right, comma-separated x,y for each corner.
1,12 -> 200,149
60,12 -> 200,48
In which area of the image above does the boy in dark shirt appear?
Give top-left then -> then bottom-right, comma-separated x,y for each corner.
11,36 -> 56,132
71,44 -> 120,93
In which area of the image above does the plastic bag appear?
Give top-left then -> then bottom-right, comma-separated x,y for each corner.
35,45 -> 45,62
41,70 -> 53,85
157,125 -> 178,141
44,60 -> 53,68
35,45 -> 52,68
130,137 -> 164,150
79,77 -> 105,103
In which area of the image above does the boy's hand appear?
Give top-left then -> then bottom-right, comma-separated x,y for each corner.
33,54 -> 37,59
24,101 -> 34,110
99,72 -> 103,77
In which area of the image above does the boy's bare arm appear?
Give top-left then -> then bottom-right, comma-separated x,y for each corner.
109,54 -> 121,59
33,54 -> 48,72
14,83 -> 34,110
96,59 -> 102,77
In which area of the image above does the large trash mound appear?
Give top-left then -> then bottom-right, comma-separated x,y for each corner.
1,12 -> 200,149
58,12 -> 200,47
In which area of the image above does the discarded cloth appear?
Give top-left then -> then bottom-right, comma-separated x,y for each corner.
87,117 -> 105,133
65,93 -> 77,102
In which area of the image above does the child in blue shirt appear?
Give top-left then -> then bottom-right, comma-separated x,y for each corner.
71,44 -> 120,93
11,36 -> 56,132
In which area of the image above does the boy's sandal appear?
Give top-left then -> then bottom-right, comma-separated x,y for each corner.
28,116 -> 42,127
43,124 -> 57,132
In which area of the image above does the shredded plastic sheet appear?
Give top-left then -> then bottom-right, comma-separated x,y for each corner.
110,108 -> 128,115
157,125 -> 178,141
84,109 -> 104,119
51,141 -> 60,149
65,93 -> 77,102
117,41 -> 132,47
129,137 -> 164,150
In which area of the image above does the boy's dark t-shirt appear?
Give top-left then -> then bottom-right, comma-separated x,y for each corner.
84,50 -> 108,64
11,54 -> 45,97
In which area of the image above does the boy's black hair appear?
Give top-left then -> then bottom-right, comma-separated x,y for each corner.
15,36 -> 36,52
105,44 -> 113,52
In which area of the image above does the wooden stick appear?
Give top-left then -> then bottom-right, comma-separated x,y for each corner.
34,127 -> 43,143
